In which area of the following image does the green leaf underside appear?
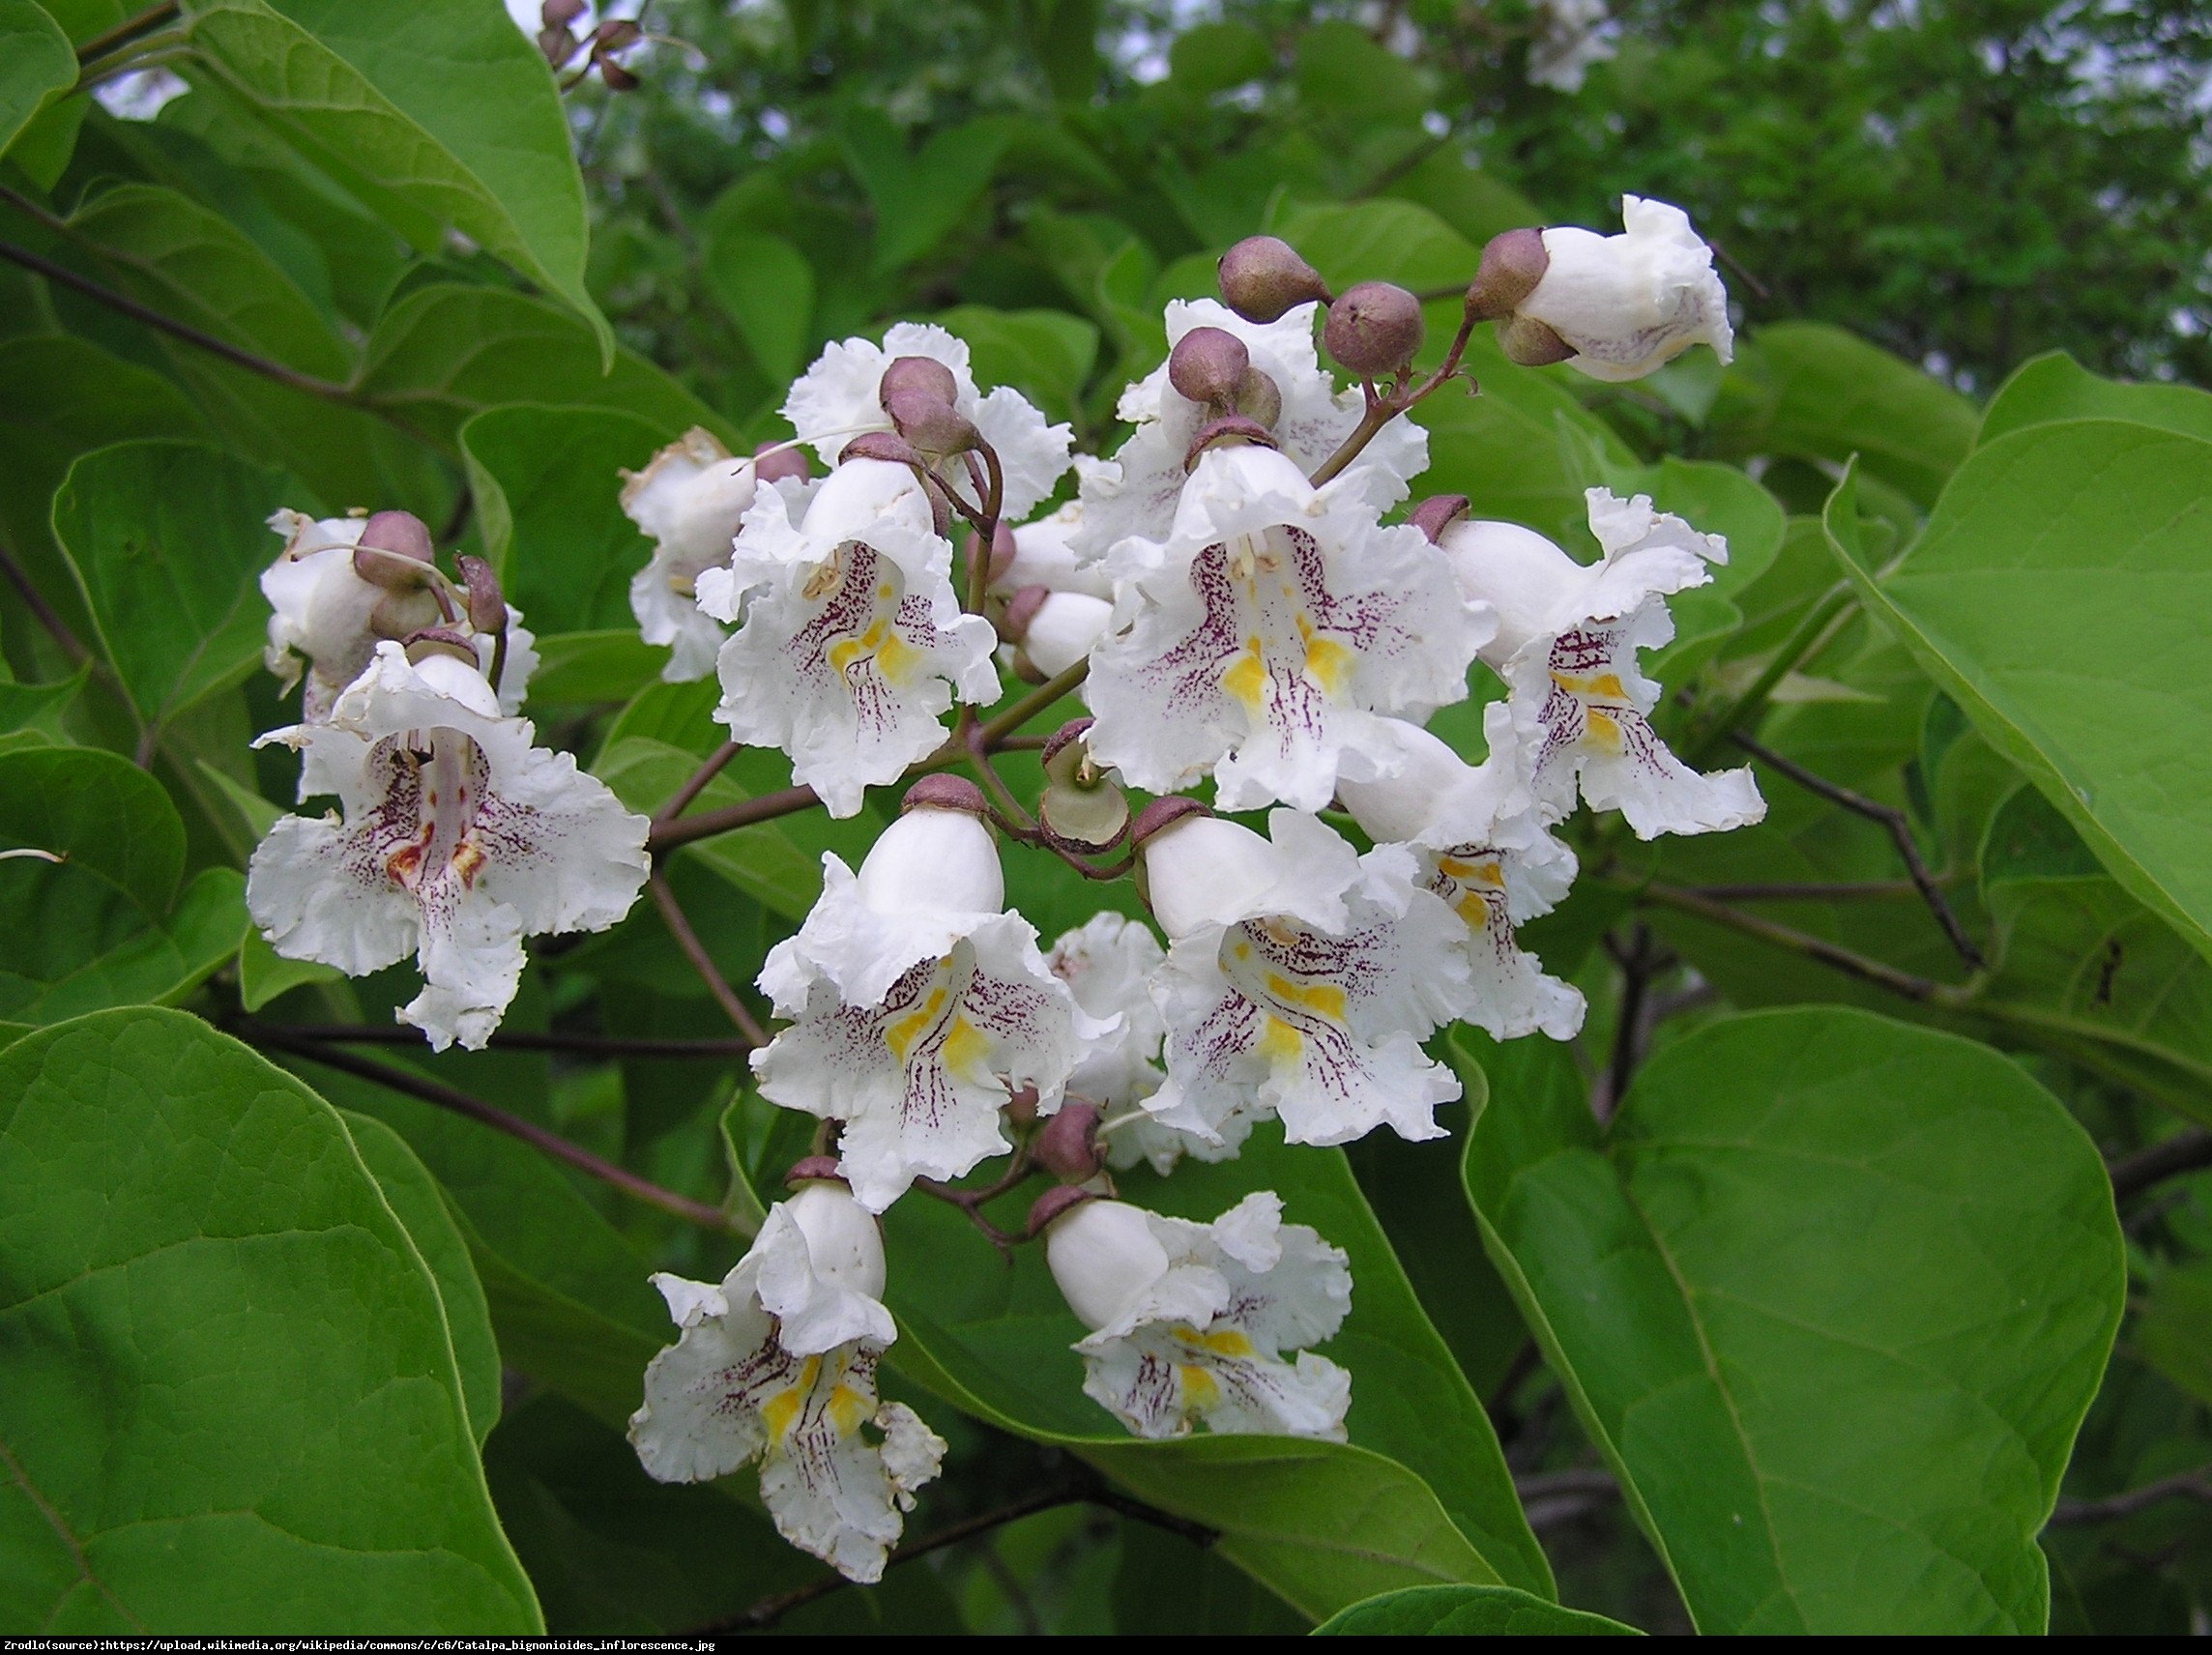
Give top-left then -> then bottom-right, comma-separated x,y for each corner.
883,1122 -> 1549,1621
1463,1007 -> 2124,1633
1313,1582 -> 1642,1635
0,1 -> 76,162
0,1009 -> 538,1633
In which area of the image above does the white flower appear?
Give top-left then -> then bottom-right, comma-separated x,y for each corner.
1442,488 -> 1764,839
1044,913 -> 1212,1176
261,510 -> 536,723
782,321 -> 1072,520
1015,591 -> 1116,678
696,459 -> 1000,819
1138,809 -> 1470,1150
629,1181 -> 946,1583
1086,444 -> 1490,813
752,802 -> 1104,1210
246,643 -> 649,1050
1519,196 -> 1732,382
1337,714 -> 1586,1041
622,427 -> 814,682
1528,0 -> 1615,92
998,498 -> 1113,600
1071,299 -> 1428,561
1043,1193 -> 1352,1440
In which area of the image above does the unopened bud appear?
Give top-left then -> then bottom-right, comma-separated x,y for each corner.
1217,236 -> 1329,324
1004,1084 -> 1040,1128
370,588 -> 442,641
998,584 -> 1051,644
879,355 -> 960,410
752,442 -> 812,486
982,520 -> 1019,586
593,17 -> 641,49
598,57 -> 639,91
1035,1102 -> 1103,1183
1466,227 -> 1550,321
884,389 -> 979,459
900,773 -> 989,818
1324,282 -> 1425,378
403,627 -> 479,668
1026,1182 -> 1094,1240
541,0 -> 584,26
1183,414 -> 1278,473
839,431 -> 950,534
1167,327 -> 1250,408
352,509 -> 435,590
1410,494 -> 1471,544
1234,365 -> 1283,428
1498,312 -> 1575,367
784,1154 -> 846,1187
455,555 -> 506,635
537,24 -> 576,64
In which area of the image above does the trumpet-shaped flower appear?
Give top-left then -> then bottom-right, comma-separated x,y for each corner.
246,643 -> 649,1050
261,510 -> 535,721
783,321 -> 1072,519
1043,1193 -> 1352,1440
1443,489 -> 1764,839
622,427 -> 814,682
1338,713 -> 1585,1040
1517,196 -> 1732,382
696,459 -> 999,818
1072,299 -> 1427,561
1087,444 -> 1489,812
753,802 -> 1104,1210
629,1180 -> 946,1583
1138,809 -> 1470,1150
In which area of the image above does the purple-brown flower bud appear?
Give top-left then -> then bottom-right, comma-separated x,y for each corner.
1409,494 -> 1471,544
879,355 -> 960,411
542,0 -> 584,26
455,555 -> 506,635
594,17 -> 641,49
1466,227 -> 1551,321
1497,312 -> 1575,367
1234,365 -> 1283,428
597,56 -> 639,91
997,583 -> 1051,644
1035,1102 -> 1104,1183
1026,1182 -> 1095,1239
752,442 -> 812,486
883,389 -> 979,459
1217,236 -> 1329,324
1324,281 -> 1425,379
783,1154 -> 847,1187
351,509 -> 435,590
1167,327 -> 1250,408
899,773 -> 990,817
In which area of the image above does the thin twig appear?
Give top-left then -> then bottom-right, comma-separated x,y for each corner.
73,0 -> 178,64
979,658 -> 1090,745
1681,584 -> 1855,766
1683,879 -> 1932,903
2047,1466 -> 2212,1527
648,782 -> 820,854
0,542 -> 88,661
1516,1466 -> 1621,1529
1600,923 -> 1665,1120
653,740 -> 742,829
1309,302 -> 1484,487
1732,733 -> 1987,970
2110,1130 -> 2212,1202
0,232 -> 357,404
1632,881 -> 1949,1003
649,871 -> 770,1047
254,1032 -> 740,1234
233,1019 -> 752,1061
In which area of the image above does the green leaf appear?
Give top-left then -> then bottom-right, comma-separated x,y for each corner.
359,284 -> 728,450
180,0 -> 608,357
1165,19 -> 1271,96
459,405 -> 669,633
595,735 -> 820,921
0,1008 -> 538,1632
882,1122 -> 1551,1621
0,0 -> 74,162
1712,322 -> 1978,508
1379,149 -> 1545,251
340,1107 -> 501,1443
237,923 -> 341,1012
1830,422 -> 2212,967
1462,1008 -> 2125,1633
0,741 -> 177,913
934,305 -> 1099,426
52,439 -> 295,738
702,228 -> 815,386
1314,1583 -> 1641,1635
528,629 -> 665,706
1980,353 -> 2212,449
840,107 -> 1009,275
0,663 -> 82,740
2136,1259 -> 2212,1409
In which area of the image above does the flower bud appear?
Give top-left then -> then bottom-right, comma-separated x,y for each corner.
784,1154 -> 844,1186
1166,327 -> 1250,408
785,1178 -> 887,1301
1136,810 -> 1280,941
859,803 -> 1004,916
542,0 -> 584,26
1019,592 -> 1113,680
1234,365 -> 1283,428
351,509 -> 435,591
884,389 -> 979,460
1034,1101 -> 1103,1183
1027,1183 -> 1093,1241
1324,281 -> 1425,379
1042,1197 -> 1171,1329
1004,1084 -> 1040,1128
752,441 -> 813,487
900,773 -> 989,817
1409,494 -> 1471,545
879,355 -> 960,411
1217,236 -> 1329,324
536,24 -> 576,64
598,56 -> 639,91
1512,197 -> 1734,381
369,586 -> 443,643
1465,227 -> 1550,321
1497,313 -> 1575,367
997,583 -> 1051,645
594,16 -> 641,49
455,555 -> 506,635
1183,414 -> 1278,473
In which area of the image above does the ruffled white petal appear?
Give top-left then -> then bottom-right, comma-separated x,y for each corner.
1524,195 -> 1732,382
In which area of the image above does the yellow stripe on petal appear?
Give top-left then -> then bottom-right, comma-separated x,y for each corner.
828,1382 -> 871,1437
760,1356 -> 819,1439
1179,1365 -> 1220,1408
1266,972 -> 1346,1021
885,984 -> 949,1060
1258,1013 -> 1303,1064
939,1012 -> 992,1081
1221,640 -> 1266,712
1303,632 -> 1354,698
1201,1327 -> 1254,1357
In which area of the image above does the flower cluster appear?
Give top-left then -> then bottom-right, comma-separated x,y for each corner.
239,195 -> 1758,1581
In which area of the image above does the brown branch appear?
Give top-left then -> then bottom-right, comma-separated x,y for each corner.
978,657 -> 1089,746
653,740 -> 742,829
1683,879 -> 1932,903
233,1019 -> 752,1061
252,1032 -> 741,1234
2109,1130 -> 2212,1202
0,233 -> 358,404
648,782 -> 820,854
1633,880 -> 1950,1004
1516,1467 -> 1622,1530
2047,1466 -> 2212,1527
0,542 -> 88,662
1731,733 -> 1987,970
73,1 -> 179,64
649,871 -> 770,1048
915,1144 -> 1037,1252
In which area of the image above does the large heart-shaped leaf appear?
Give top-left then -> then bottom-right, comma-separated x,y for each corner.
1314,1582 -> 1640,1635
0,1008 -> 539,1632
0,0 -> 74,162
1462,1007 -> 2124,1633
1979,353 -> 2212,448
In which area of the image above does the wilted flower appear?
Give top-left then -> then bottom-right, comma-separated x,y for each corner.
1511,196 -> 1732,382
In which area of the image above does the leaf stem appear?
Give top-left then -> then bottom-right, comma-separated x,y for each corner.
1629,879 -> 1954,1004
232,1019 -> 753,1061
0,542 -> 89,662
652,740 -> 742,829
254,1031 -> 742,1234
